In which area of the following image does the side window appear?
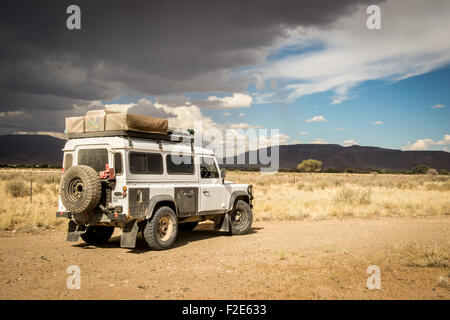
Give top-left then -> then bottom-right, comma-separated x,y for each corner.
114,153 -> 123,175
166,154 -> 194,175
129,152 -> 163,174
64,154 -> 73,169
146,153 -> 163,174
130,153 -> 146,174
200,157 -> 219,179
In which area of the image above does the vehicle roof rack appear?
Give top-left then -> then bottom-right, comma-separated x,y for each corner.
67,130 -> 194,144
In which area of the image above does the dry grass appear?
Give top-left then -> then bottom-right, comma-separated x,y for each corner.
0,169 -> 449,232
0,169 -> 64,232
227,171 -> 450,221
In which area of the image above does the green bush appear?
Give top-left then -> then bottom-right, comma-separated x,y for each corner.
297,159 -> 322,172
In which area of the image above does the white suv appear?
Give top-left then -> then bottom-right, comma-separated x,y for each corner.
57,133 -> 253,250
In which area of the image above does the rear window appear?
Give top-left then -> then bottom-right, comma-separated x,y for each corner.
129,152 -> 163,174
78,148 -> 108,172
166,154 -> 194,175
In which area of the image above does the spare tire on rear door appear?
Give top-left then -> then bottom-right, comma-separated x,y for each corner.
60,165 -> 102,214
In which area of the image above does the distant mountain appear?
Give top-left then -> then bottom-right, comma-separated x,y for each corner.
222,144 -> 450,171
0,135 -> 449,171
0,134 -> 65,166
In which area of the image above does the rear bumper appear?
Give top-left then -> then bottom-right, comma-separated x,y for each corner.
56,211 -> 127,222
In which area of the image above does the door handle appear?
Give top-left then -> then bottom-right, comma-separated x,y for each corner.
203,190 -> 210,196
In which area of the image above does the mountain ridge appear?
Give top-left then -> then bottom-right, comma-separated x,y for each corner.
0,134 -> 449,171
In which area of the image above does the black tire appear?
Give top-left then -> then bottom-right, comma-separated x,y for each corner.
230,200 -> 253,235
178,221 -> 198,231
60,165 -> 102,214
80,226 -> 114,245
142,206 -> 178,250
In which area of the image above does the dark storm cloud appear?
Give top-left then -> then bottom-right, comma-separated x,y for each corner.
0,0 -> 379,132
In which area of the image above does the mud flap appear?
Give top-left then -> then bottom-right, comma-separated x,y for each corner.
66,220 -> 86,242
120,220 -> 139,248
214,213 -> 231,232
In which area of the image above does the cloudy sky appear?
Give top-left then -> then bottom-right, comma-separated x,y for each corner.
0,0 -> 449,151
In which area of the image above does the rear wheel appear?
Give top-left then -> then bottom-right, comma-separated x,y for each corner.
80,226 -> 114,245
142,206 -> 178,250
230,200 -> 253,235
178,221 -> 198,231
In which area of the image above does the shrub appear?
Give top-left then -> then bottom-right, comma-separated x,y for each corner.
6,181 -> 27,197
426,168 -> 438,175
297,159 -> 322,172
412,165 -> 429,174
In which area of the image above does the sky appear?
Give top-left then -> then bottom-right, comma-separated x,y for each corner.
0,0 -> 449,152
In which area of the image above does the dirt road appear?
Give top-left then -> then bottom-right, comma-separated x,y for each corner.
0,217 -> 449,299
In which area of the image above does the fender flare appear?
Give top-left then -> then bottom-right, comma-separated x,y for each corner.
146,195 -> 177,219
228,191 -> 249,211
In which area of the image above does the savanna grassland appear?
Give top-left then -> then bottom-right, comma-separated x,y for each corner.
0,168 -> 449,231
0,169 -> 449,299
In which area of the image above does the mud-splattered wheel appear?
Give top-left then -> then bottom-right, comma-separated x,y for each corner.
142,206 -> 178,250
230,200 -> 253,235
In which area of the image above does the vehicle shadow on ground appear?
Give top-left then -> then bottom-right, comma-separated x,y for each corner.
73,225 -> 262,253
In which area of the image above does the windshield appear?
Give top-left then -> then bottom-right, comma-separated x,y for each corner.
78,148 -> 108,172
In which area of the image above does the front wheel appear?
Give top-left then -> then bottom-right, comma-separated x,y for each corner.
142,206 -> 178,250
229,200 -> 253,235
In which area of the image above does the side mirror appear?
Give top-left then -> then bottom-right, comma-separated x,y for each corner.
220,168 -> 226,182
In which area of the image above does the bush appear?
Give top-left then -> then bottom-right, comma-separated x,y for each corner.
297,159 -> 322,172
334,188 -> 371,205
6,181 -> 28,197
426,168 -> 438,175
439,169 -> 448,175
412,165 -> 429,174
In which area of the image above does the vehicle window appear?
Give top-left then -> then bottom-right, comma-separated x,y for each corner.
129,152 -> 163,174
166,154 -> 194,175
130,153 -> 146,174
64,153 -> 73,169
114,153 -> 123,175
78,148 -> 108,172
200,157 -> 219,179
146,153 -> 163,174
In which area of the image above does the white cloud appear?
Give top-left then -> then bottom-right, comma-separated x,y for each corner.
403,134 -> 450,151
430,104 -> 446,109
253,0 -> 450,104
238,113 -> 245,117
306,115 -> 326,122
310,138 -> 329,144
371,121 -> 383,125
195,93 -> 253,109
336,128 -> 345,131
342,139 -> 358,147
14,131 -> 67,140
299,131 -> 309,135
228,123 -> 262,130
222,112 -> 231,116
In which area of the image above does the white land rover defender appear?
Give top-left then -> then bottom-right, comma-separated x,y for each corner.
57,110 -> 254,250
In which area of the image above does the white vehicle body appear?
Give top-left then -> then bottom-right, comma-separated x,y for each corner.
57,135 -> 253,249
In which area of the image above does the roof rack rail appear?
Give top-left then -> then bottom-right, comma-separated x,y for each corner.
67,130 -> 194,143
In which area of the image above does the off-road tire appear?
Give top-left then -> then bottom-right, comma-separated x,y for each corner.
230,200 -> 253,235
60,165 -> 102,214
178,221 -> 198,231
142,206 -> 178,250
80,226 -> 114,245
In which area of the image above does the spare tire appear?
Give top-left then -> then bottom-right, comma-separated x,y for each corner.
60,165 -> 102,214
